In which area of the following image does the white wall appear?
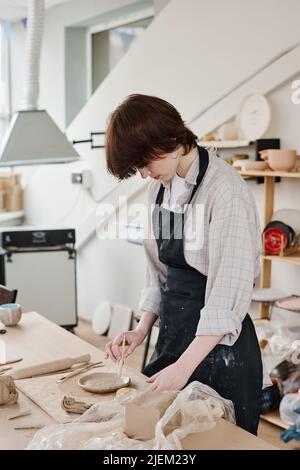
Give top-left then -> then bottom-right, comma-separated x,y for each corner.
9,0 -> 157,322
153,0 -> 169,14
9,0 -> 300,327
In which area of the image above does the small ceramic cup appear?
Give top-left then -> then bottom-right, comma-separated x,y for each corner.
0,303 -> 22,326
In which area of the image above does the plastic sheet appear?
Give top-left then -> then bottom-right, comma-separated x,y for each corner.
260,325 -> 300,375
280,372 -> 300,395
154,381 -> 235,450
27,381 -> 235,450
280,391 -> 300,425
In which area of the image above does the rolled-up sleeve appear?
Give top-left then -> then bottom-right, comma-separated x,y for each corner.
138,259 -> 162,315
196,192 -> 260,345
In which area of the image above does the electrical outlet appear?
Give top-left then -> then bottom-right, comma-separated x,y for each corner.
71,172 -> 83,184
71,169 -> 92,188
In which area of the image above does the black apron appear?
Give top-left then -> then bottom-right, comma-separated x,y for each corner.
143,146 -> 263,435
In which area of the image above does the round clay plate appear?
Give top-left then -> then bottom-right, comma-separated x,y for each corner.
78,372 -> 130,393
275,296 -> 300,312
252,287 -> 289,302
237,93 -> 271,140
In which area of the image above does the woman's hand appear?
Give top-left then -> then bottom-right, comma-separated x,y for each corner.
105,328 -> 146,362
146,361 -> 191,392
105,310 -> 158,363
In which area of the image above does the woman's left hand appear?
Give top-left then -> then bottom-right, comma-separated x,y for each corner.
145,362 -> 190,391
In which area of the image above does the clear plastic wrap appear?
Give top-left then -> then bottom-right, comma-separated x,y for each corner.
26,421 -> 124,450
27,381 -> 235,450
154,381 -> 235,449
280,391 -> 300,425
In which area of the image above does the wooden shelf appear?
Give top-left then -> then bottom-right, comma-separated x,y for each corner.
198,140 -> 253,148
260,411 -> 288,430
0,210 -> 24,227
239,170 -> 300,178
263,252 -> 300,266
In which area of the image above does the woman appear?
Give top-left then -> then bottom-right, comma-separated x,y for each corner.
105,94 -> 263,434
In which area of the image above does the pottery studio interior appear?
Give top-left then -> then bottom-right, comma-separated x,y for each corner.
0,0 -> 300,455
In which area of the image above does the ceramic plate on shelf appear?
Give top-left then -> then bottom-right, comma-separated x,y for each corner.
78,372 -> 130,393
92,301 -> 111,335
236,93 -> 271,140
275,296 -> 300,312
252,287 -> 290,302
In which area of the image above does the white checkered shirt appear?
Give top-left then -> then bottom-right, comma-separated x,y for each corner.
138,146 -> 262,346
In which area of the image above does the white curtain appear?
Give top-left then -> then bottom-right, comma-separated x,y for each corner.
0,22 -> 11,142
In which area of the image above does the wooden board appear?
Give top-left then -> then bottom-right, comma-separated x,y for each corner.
182,418 -> 278,450
260,411 -> 288,430
16,366 -> 146,424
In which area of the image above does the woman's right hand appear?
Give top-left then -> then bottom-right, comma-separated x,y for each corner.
105,328 -> 146,363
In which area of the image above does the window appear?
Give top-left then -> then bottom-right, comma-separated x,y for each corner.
0,22 -> 11,142
91,17 -> 152,94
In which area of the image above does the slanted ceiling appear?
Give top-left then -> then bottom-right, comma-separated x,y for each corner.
67,0 -> 300,203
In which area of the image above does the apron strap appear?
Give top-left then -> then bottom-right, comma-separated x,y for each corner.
186,146 -> 209,204
155,146 -> 209,206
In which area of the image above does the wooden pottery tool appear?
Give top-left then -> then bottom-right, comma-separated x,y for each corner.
0,366 -> 12,375
0,358 -> 23,367
57,361 -> 104,384
11,354 -> 91,380
117,334 -> 126,381
14,424 -> 44,430
8,410 -> 32,420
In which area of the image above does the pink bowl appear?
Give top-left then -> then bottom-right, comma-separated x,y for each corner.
267,149 -> 297,171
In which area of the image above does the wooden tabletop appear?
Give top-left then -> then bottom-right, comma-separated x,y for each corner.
0,312 -> 118,449
0,312 -> 277,450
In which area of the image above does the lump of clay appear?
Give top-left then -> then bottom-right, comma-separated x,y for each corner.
61,396 -> 92,414
0,376 -> 19,405
124,389 -> 176,441
115,387 -> 136,399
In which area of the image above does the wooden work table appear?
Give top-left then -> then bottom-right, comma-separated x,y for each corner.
0,312 -> 277,450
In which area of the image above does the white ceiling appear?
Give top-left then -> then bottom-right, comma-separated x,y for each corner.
0,0 -> 74,22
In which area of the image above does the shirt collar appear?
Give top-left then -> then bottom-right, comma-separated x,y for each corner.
160,147 -> 200,188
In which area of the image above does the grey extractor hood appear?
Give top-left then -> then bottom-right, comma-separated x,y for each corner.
0,110 -> 79,166
0,0 -> 80,166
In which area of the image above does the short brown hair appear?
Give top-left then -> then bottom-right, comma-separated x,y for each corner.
105,94 -> 198,180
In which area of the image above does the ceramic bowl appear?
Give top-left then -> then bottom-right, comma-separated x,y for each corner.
0,303 -> 22,326
233,160 -> 269,171
78,372 -> 130,393
267,149 -> 297,171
